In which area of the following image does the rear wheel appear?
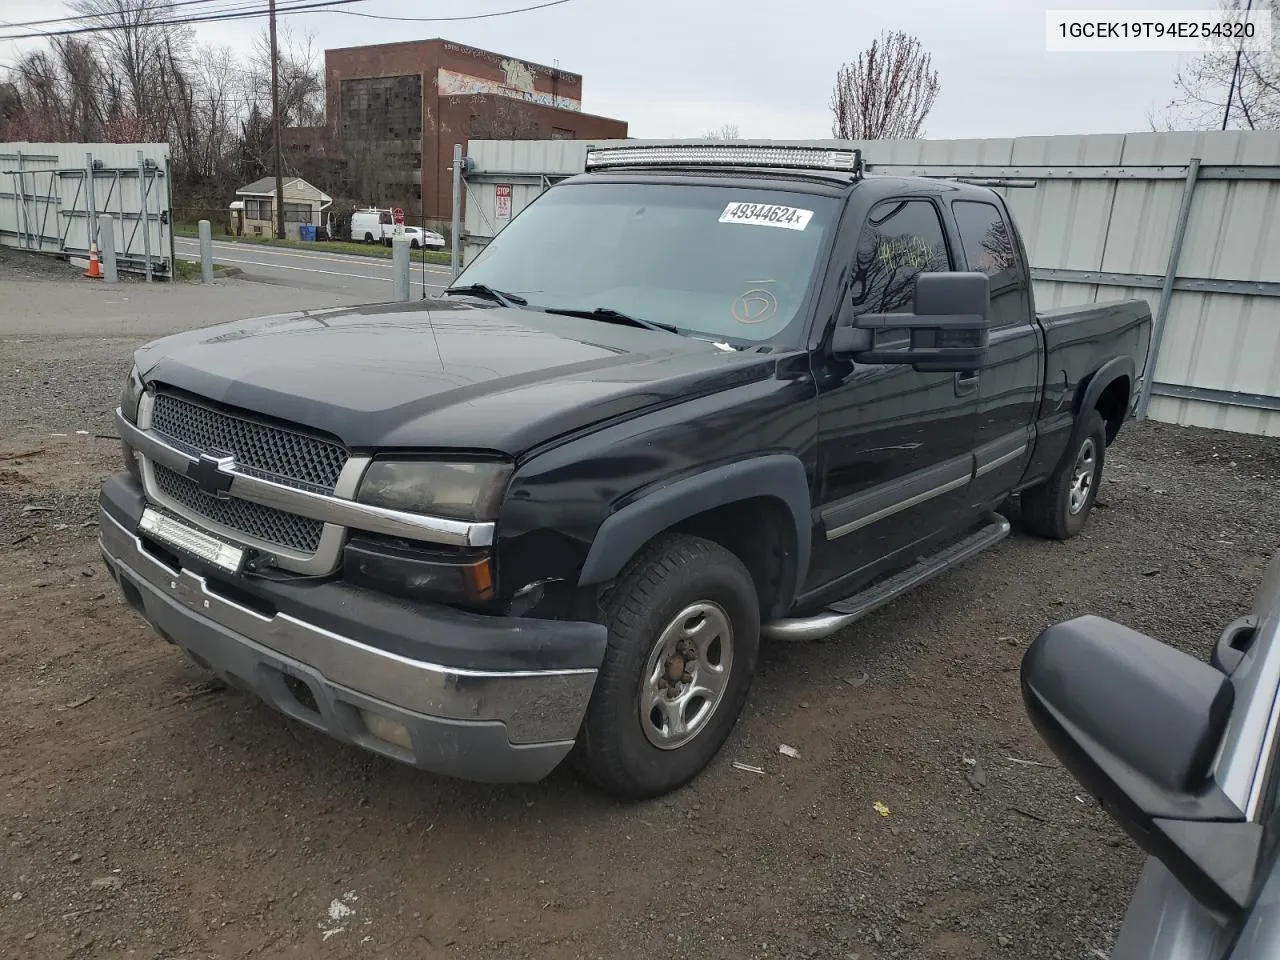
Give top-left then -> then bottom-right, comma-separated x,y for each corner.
363,232 -> 374,243
573,533 -> 760,800
1020,410 -> 1106,540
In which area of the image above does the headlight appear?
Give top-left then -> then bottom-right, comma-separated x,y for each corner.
119,366 -> 145,423
356,460 -> 512,521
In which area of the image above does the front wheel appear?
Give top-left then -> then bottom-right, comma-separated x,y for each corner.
1020,410 -> 1107,540
572,533 -> 760,799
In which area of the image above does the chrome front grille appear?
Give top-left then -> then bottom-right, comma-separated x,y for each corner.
150,390 -> 347,493
140,390 -> 349,561
153,463 -> 325,553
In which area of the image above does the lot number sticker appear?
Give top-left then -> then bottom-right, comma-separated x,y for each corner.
719,201 -> 813,231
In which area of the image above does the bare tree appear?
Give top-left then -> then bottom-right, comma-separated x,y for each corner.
246,25 -> 325,127
68,0 -> 194,138
0,38 -> 137,142
703,123 -> 741,140
1157,0 -> 1278,130
0,11 -> 330,219
162,43 -> 242,192
830,31 -> 940,140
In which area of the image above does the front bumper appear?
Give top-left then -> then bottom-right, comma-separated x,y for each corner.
98,475 -> 605,783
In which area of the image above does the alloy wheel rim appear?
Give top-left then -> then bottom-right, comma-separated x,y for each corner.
1068,438 -> 1098,515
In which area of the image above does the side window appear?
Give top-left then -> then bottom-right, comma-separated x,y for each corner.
952,200 -> 1018,283
849,199 -> 952,316
952,199 -> 1028,329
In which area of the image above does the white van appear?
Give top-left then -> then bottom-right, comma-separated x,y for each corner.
350,208 -> 392,243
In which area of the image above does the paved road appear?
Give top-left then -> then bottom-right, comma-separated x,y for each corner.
173,236 -> 456,300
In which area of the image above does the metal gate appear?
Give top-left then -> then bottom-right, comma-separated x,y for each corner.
1,142 -> 173,279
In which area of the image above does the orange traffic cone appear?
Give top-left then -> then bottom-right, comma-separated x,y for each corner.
84,242 -> 103,279
83,241 -> 102,280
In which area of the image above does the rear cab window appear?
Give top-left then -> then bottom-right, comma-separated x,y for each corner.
952,199 -> 1028,329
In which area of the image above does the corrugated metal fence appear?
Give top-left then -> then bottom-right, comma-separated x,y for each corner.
0,142 -> 174,279
461,132 -> 1280,437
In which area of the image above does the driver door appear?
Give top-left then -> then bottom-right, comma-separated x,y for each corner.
805,195 -> 981,602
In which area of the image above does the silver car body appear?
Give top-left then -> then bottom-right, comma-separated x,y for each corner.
1112,549 -> 1280,959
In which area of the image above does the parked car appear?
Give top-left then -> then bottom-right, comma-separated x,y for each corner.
396,225 -> 446,250
101,143 -> 1153,799
349,208 -> 444,249
1023,550 -> 1280,959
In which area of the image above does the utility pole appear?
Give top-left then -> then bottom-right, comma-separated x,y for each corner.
269,0 -> 285,240
1220,0 -> 1255,130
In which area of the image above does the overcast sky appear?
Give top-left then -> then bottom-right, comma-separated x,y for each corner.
0,0 -> 1210,139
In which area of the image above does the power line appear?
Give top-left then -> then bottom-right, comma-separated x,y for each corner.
0,0 -> 587,98
0,0 -> 239,33
0,0 -> 579,41
0,0 -> 370,42
325,0 -> 576,22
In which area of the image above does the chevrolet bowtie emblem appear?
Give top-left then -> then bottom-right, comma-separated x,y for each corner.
187,450 -> 236,499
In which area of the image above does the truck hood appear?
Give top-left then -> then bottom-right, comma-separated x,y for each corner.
134,300 -> 777,454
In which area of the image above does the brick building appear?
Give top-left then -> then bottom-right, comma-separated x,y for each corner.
323,39 -> 628,221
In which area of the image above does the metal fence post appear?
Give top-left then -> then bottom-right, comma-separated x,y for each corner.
14,150 -> 27,249
198,219 -> 214,283
137,150 -> 153,282
392,234 -> 411,301
84,152 -> 98,258
165,155 -> 176,279
1137,157 -> 1201,420
450,143 -> 463,280
98,214 -> 118,282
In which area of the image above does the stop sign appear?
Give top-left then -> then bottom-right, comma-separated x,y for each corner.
392,207 -> 404,225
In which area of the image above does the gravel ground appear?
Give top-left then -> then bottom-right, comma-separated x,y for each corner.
2,259 -> 1278,960
0,245 -> 89,281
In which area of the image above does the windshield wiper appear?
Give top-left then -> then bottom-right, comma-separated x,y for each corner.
542,306 -> 678,335
443,284 -> 527,308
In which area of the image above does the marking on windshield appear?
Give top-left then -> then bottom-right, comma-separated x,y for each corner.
719,202 -> 814,231
732,289 -> 779,325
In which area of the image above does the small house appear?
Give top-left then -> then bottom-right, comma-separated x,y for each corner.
233,176 -> 333,240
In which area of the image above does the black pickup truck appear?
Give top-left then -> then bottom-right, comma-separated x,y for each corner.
101,143 -> 1152,799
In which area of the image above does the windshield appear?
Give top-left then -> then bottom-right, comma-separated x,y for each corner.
452,181 -> 840,345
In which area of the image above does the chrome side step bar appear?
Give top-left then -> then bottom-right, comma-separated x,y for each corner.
761,515 -> 1012,642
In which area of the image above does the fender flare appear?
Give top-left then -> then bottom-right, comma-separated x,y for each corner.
1068,356 -> 1134,451
577,454 -> 812,609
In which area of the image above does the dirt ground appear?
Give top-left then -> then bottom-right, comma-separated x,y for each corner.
3,259 -> 1279,960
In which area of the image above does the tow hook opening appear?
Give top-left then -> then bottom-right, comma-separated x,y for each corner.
281,673 -> 319,714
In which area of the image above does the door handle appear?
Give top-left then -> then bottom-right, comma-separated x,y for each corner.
954,370 -> 980,397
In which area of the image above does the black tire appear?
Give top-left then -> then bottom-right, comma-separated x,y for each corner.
1020,410 -> 1107,540
572,533 -> 760,800
363,232 -> 374,243
410,239 -> 420,250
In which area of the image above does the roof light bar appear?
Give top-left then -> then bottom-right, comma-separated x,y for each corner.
585,144 -> 865,176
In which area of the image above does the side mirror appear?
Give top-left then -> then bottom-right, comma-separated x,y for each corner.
833,271 -> 991,373
1022,615 -> 1261,921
